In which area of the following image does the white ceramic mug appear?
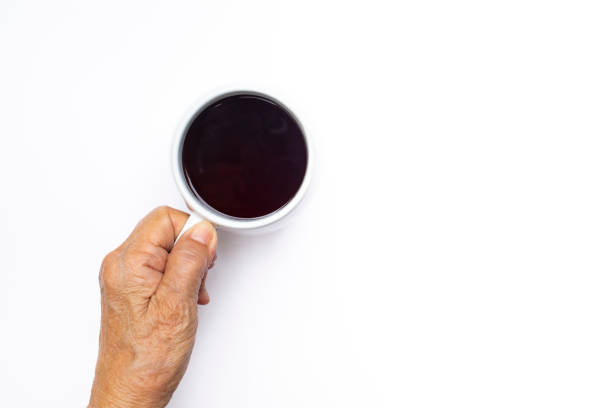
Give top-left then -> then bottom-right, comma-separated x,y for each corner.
172,87 -> 312,238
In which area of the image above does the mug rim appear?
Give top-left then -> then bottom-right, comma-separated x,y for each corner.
171,86 -> 312,230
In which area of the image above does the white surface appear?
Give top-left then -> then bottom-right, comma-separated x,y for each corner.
1,1 -> 611,407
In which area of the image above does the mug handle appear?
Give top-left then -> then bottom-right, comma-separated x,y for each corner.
175,212 -> 204,243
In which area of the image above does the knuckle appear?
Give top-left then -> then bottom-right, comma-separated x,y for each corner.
175,245 -> 207,267
101,249 -> 118,269
122,242 -> 168,273
151,205 -> 171,218
124,242 -> 166,264
99,250 -> 121,291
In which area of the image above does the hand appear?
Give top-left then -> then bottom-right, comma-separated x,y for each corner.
88,206 -> 218,408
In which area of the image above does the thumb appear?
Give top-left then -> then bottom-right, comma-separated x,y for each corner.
157,221 -> 218,301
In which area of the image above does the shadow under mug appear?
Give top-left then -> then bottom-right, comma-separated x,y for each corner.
172,88 -> 312,239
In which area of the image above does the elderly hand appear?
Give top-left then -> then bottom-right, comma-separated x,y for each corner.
88,206 -> 218,408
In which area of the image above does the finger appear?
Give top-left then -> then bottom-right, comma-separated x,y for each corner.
197,270 -> 210,305
109,207 -> 190,302
210,253 -> 217,269
198,254 -> 216,305
124,206 -> 189,253
156,221 -> 217,301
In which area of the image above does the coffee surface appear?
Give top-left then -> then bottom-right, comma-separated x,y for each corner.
182,93 -> 308,218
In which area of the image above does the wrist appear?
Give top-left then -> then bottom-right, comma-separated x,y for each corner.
89,379 -> 170,408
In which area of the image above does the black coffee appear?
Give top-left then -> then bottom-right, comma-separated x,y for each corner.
181,92 -> 308,218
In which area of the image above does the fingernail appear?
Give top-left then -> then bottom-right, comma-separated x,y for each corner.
189,222 -> 214,246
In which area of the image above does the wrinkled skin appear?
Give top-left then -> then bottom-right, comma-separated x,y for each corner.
88,207 -> 217,408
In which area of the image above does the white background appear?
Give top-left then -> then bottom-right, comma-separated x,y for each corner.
1,1 -> 611,407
